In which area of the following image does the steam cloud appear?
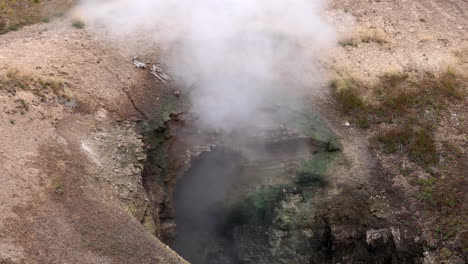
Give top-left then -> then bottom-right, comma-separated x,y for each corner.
78,0 -> 336,131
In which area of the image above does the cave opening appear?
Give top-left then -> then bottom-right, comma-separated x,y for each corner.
172,148 -> 243,264
170,134 -> 325,264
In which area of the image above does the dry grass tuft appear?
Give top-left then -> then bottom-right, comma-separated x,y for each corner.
71,18 -> 85,29
375,124 -> 438,167
358,28 -> 389,44
338,28 -> 390,48
330,73 -> 367,113
1,68 -> 75,102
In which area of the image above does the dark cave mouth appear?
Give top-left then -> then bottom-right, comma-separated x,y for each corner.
170,136 -> 333,264
172,148 -> 242,264
141,106 -> 426,264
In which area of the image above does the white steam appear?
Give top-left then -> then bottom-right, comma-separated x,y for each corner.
78,0 -> 336,131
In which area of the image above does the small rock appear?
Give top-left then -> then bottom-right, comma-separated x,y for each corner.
423,251 -> 437,264
173,90 -> 181,97
366,229 -> 390,248
402,160 -> 411,170
132,57 -> 147,69
390,227 -> 402,249
344,121 -> 350,127
457,26 -> 463,30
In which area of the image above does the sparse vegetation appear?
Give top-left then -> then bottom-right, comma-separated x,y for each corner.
1,68 -> 75,103
337,28 -> 389,48
54,182 -> 64,195
71,18 -> 85,29
15,99 -> 29,112
331,67 -> 466,205
338,38 -> 358,47
331,68 -> 467,252
375,124 -> 438,167
0,0 -> 75,34
331,68 -> 466,132
414,176 -> 438,204
359,28 -> 389,44
330,73 -> 366,113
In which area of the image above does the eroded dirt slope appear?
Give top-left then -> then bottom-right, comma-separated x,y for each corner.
0,18 -> 185,264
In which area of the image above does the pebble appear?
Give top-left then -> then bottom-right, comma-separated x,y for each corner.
345,121 -> 351,127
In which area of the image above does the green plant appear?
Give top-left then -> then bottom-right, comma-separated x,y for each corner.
416,187 -> 436,204
71,19 -> 85,29
338,38 -> 358,47
330,75 -> 366,113
15,99 -> 29,111
442,195 -> 456,207
416,177 -> 437,187
54,182 -> 64,195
